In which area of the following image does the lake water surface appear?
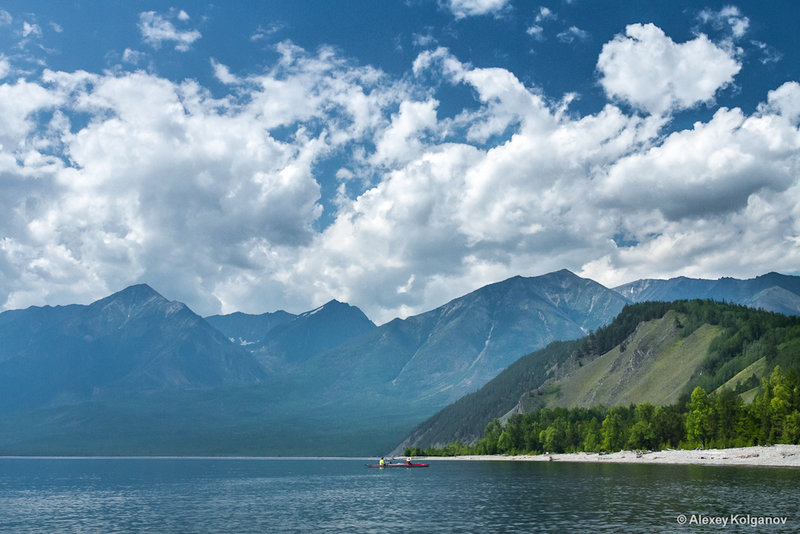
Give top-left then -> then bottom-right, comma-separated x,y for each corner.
0,457 -> 797,532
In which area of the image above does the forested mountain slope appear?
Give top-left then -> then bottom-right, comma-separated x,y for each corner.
397,300 -> 800,452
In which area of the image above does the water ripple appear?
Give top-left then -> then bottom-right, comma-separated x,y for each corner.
0,458 -> 797,533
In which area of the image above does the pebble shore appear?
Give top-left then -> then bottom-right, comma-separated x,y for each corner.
418,444 -> 800,467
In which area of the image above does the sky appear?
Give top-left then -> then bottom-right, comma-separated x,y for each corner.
0,0 -> 799,324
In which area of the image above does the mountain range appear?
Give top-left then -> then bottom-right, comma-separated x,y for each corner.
614,272 -> 800,316
1,270 -> 799,455
208,300 -> 376,374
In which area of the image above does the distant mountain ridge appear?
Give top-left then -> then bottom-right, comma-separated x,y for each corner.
253,299 -> 376,373
1,270 -> 800,455
614,272 -> 800,316
205,310 -> 296,346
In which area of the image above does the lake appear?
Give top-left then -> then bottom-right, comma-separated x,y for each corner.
0,457 -> 797,532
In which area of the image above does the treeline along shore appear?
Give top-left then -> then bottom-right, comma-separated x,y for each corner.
406,366 -> 800,462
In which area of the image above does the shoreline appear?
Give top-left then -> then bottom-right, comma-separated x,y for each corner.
417,444 -> 800,468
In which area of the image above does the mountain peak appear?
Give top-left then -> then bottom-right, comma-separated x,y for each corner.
114,283 -> 164,301
478,270 -> 582,296
542,269 -> 584,285
89,283 -> 185,326
299,299 -> 370,320
500,269 -> 579,285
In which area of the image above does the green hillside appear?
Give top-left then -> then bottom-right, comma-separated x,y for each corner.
399,300 -> 800,452
523,300 -> 800,410
524,311 -> 724,409
714,357 -> 767,403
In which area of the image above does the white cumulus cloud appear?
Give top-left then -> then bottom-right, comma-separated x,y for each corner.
761,81 -> 800,122
446,0 -> 510,19
138,10 -> 201,52
597,23 -> 741,115
371,99 -> 439,166
0,22 -> 798,324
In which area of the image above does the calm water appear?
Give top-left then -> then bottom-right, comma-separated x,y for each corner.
0,457 -> 797,533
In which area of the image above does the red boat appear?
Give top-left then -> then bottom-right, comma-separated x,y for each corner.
366,462 -> 429,468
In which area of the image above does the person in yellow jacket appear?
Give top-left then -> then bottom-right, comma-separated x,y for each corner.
379,457 -> 385,466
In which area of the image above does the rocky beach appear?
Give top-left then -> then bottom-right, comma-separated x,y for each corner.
420,444 -> 800,468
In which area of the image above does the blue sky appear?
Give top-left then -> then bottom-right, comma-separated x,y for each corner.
1,1 -> 799,323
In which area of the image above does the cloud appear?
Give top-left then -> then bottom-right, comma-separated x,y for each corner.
752,40 -> 783,65
761,81 -> 800,122
22,21 -> 42,38
698,6 -> 749,39
412,32 -> 437,48
0,78 -> 63,149
445,0 -> 510,19
296,43 -> 798,320
211,58 -> 238,84
138,10 -> 201,51
535,7 -> 555,23
557,26 -> 589,43
250,23 -> 286,42
527,25 -> 545,40
597,104 -> 798,220
415,48 -> 551,142
0,23 -> 798,324
527,6 -> 556,39
122,48 -> 146,65
7,67 -> 327,310
0,43 -> 407,315
371,99 -> 439,166
597,23 -> 741,115
287,49 -> 665,320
